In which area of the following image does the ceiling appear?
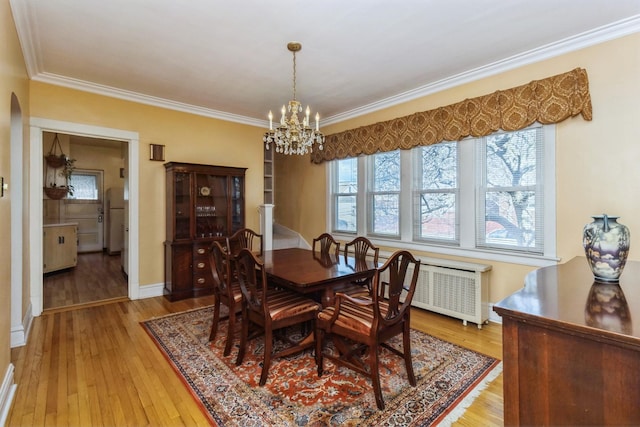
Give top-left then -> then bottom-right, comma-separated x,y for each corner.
10,0 -> 640,129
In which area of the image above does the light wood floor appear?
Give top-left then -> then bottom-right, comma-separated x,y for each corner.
43,252 -> 128,311
9,297 -> 503,426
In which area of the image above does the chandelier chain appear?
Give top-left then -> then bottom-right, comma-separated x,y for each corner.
292,51 -> 297,102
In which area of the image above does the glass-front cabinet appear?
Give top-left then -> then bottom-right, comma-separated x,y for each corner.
164,162 -> 246,301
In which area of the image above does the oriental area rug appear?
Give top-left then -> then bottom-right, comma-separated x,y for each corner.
142,306 -> 501,426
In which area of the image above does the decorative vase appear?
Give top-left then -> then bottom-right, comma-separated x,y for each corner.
583,214 -> 630,282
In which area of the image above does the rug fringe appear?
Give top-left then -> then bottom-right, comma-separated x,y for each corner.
435,361 -> 503,426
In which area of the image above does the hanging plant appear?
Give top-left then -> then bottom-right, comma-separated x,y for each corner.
45,133 -> 67,168
44,155 -> 76,199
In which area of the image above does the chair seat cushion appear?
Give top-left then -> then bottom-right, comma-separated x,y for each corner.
318,299 -> 389,335
266,289 -> 321,321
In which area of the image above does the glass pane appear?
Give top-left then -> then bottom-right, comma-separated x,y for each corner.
418,193 -> 456,240
68,174 -> 98,200
420,143 -> 457,189
175,172 -> 191,239
337,158 -> 357,193
372,194 -> 399,235
486,130 -> 537,188
485,190 -> 536,247
373,151 -> 400,191
336,195 -> 356,232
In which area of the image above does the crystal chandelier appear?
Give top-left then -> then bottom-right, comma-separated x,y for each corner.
263,42 -> 324,155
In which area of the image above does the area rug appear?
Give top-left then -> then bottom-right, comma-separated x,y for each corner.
142,306 -> 501,426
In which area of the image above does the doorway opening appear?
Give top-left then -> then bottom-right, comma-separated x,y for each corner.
42,134 -> 129,310
29,118 -> 140,317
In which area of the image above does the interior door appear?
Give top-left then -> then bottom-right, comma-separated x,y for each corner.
63,169 -> 104,253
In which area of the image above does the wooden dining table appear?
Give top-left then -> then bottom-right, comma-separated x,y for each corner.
261,247 -> 378,307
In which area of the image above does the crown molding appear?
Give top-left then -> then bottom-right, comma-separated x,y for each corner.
11,0 -> 640,129
323,15 -> 640,126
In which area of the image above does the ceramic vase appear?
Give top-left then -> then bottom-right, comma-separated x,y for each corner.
583,214 -> 630,282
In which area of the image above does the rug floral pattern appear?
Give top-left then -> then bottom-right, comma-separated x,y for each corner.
142,306 -> 500,426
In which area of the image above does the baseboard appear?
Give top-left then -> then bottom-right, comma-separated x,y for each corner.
138,282 -> 164,299
10,302 -> 33,348
0,364 -> 17,426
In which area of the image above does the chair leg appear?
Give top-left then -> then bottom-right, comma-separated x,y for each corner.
235,306 -> 249,366
209,297 -> 221,342
224,308 -> 236,357
370,345 -> 385,410
315,326 -> 324,377
259,328 -> 273,386
403,321 -> 416,386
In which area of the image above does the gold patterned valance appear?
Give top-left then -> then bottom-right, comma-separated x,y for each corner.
311,67 -> 592,164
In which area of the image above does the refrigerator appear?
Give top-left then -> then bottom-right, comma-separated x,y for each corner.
105,187 -> 124,255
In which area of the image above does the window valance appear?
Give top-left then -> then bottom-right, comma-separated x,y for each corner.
311,67 -> 592,164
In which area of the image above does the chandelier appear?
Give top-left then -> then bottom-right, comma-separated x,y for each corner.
263,42 -> 324,155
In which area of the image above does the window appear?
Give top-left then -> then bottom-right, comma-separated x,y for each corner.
329,124 -> 555,263
477,128 -> 543,253
414,142 -> 458,243
368,150 -> 400,237
333,158 -> 358,232
67,170 -> 101,200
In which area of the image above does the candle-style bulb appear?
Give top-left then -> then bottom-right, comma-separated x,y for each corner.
268,111 -> 273,130
315,112 -> 320,131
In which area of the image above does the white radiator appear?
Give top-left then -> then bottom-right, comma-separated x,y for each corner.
379,255 -> 491,328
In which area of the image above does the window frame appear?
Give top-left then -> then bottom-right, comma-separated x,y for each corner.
328,124 -> 557,267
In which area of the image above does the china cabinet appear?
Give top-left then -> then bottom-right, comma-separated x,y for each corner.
164,162 -> 246,301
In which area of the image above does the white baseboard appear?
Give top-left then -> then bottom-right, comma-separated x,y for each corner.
138,282 -> 164,299
10,302 -> 33,348
0,364 -> 17,426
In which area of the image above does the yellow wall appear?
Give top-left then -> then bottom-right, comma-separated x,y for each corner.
30,82 -> 265,287
276,33 -> 640,304
1,0 -> 30,387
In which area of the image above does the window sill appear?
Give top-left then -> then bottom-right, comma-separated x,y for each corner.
333,232 -> 560,268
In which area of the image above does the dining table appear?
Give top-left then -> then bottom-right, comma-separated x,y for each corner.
261,247 -> 378,307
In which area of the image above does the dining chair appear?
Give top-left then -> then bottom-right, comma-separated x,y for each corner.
312,233 -> 340,258
315,250 -> 421,410
208,239 -> 244,357
227,227 -> 263,256
342,236 -> 380,296
235,248 -> 321,386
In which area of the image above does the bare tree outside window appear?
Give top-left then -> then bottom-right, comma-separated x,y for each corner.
370,151 -> 400,236
482,128 -> 540,249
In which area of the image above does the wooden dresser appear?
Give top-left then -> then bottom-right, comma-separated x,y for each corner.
494,257 -> 640,426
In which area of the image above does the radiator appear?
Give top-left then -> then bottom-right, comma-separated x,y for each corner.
379,255 -> 491,328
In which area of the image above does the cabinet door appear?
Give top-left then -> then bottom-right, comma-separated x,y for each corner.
230,175 -> 245,234
173,172 -> 192,240
43,225 -> 77,273
195,173 -> 228,238
164,243 -> 193,300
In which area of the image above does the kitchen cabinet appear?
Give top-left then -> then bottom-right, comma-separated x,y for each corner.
43,223 -> 78,273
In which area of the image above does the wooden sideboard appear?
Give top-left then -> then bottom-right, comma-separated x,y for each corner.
494,257 -> 640,426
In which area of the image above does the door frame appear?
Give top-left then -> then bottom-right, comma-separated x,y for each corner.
29,118 -> 140,316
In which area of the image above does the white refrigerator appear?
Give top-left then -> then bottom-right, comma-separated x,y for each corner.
105,187 -> 124,255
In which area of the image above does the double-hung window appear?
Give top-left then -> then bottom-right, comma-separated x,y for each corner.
329,124 -> 555,263
414,142 -> 458,243
368,150 -> 401,237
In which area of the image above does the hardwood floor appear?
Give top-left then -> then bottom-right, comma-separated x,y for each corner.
43,252 -> 128,311
9,297 -> 503,426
